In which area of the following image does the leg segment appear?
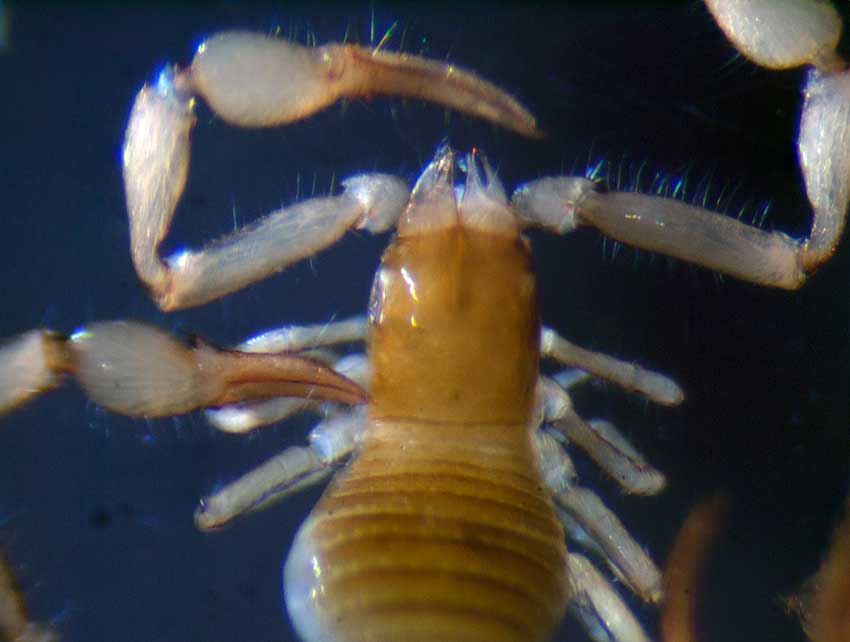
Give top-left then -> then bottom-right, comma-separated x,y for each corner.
552,367 -> 593,391
516,178 -> 811,289
536,425 -> 663,605
204,397 -> 317,435
538,414 -> 659,638
124,76 -> 407,311
534,374 -> 666,609
557,485 -> 663,605
539,373 -> 666,496
567,553 -> 653,642
123,79 -> 408,311
194,407 -> 367,530
514,1 -> 850,288
559,417 -> 666,496
235,316 -> 367,353
540,326 -> 684,406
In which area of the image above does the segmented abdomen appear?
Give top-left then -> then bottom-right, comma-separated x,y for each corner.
285,419 -> 568,642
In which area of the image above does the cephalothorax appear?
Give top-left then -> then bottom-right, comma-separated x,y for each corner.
1,2 -> 849,641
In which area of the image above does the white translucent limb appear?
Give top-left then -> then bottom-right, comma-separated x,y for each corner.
558,507 -> 628,588
161,192 -> 397,311
205,353 -> 370,433
556,485 -> 663,605
194,445 -> 329,531
308,406 -> 368,462
124,27 -> 542,312
536,375 -> 575,428
329,354 -> 370,388
0,330 -> 68,416
237,316 -> 367,353
67,321 -> 365,418
799,68 -> 850,270
537,375 -> 665,495
123,80 -> 409,311
559,506 -> 659,630
552,368 -> 593,391
518,176 -> 811,289
0,550 -> 60,642
704,1 -> 850,277
187,31 -> 540,137
204,398 -> 317,434
512,176 -> 592,233
122,74 -> 193,301
533,405 -> 663,604
703,0 -> 844,71
516,163 -> 848,289
580,190 -> 811,288
567,554 -> 653,642
194,408 -> 366,530
540,326 -> 684,406
563,417 -> 666,496
558,506 -> 607,562
533,427 -> 578,492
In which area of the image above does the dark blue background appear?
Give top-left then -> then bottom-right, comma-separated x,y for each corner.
1,3 -> 849,641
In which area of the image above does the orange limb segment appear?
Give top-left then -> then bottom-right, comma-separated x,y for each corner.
790,500 -> 850,642
661,494 -> 730,642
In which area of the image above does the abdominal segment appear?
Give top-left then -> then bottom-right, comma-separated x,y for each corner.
284,419 -> 568,642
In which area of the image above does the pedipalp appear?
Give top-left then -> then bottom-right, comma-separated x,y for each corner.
122,31 -> 540,311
